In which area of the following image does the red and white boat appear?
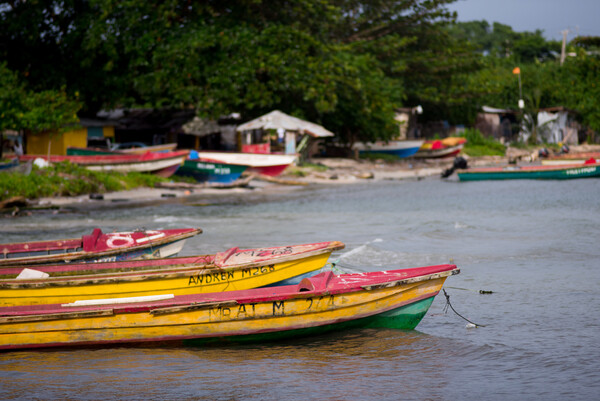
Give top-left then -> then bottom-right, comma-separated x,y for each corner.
193,151 -> 297,176
19,150 -> 189,177
413,137 -> 466,159
0,228 -> 202,266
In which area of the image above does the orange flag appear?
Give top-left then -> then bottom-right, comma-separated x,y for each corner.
513,67 -> 521,74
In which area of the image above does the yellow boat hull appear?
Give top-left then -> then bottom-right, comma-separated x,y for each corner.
0,252 -> 333,307
0,274 -> 451,349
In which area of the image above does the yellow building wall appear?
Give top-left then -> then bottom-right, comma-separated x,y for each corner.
26,129 -> 88,156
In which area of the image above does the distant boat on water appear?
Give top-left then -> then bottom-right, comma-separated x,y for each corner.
457,160 -> 600,181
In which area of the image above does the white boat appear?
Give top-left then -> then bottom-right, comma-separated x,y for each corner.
194,151 -> 297,176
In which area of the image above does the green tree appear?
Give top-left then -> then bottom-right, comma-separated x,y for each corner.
0,63 -> 81,150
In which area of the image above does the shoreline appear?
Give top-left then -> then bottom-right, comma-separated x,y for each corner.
24,156 -> 476,211
9,144 -> 599,214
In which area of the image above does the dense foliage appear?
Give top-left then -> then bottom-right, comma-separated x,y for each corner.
0,1 -> 598,144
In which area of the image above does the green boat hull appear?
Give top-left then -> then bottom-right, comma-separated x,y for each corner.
183,296 -> 436,346
458,165 -> 600,181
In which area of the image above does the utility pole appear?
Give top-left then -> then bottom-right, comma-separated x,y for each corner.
560,29 -> 569,66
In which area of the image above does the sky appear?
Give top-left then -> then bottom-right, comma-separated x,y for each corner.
447,0 -> 600,41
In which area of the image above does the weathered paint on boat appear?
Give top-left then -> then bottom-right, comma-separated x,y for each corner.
354,140 -> 424,158
457,161 -> 600,181
0,228 -> 202,267
19,150 -> 188,177
0,264 -> 458,350
176,159 -> 248,183
0,241 -> 345,306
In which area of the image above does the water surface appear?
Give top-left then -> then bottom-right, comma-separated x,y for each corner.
1,178 -> 599,400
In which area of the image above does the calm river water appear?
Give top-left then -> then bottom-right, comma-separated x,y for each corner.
1,177 -> 599,400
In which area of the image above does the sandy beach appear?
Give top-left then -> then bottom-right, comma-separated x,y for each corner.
25,156 -> 461,210
11,144 -> 600,212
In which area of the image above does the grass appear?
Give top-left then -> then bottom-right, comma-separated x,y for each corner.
358,152 -> 400,162
459,129 -> 506,157
285,162 -> 329,177
0,161 -> 178,202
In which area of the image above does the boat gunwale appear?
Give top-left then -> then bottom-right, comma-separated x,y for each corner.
0,242 -> 344,288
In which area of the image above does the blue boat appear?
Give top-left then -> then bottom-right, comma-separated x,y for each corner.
354,140 -> 424,158
176,152 -> 248,184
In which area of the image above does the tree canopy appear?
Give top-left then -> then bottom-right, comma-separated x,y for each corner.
0,0 -> 598,143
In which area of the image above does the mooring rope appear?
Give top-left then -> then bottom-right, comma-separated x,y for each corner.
443,289 -> 486,328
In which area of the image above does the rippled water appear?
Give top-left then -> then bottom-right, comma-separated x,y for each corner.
1,178 -> 599,400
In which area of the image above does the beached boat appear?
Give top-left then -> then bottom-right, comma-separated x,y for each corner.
0,158 -> 32,175
0,263 -> 458,350
0,228 -> 202,267
193,151 -> 296,176
67,143 -> 178,156
413,137 -> 466,159
541,152 -> 600,166
457,160 -> 600,181
19,150 -> 189,177
0,158 -> 19,171
176,158 -> 248,184
114,143 -> 178,154
354,140 -> 424,158
0,241 -> 345,306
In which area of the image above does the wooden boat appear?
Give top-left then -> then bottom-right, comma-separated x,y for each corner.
0,263 -> 458,350
0,158 -> 19,171
19,150 -> 189,177
413,137 -> 466,159
176,158 -> 248,184
0,241 -> 345,306
541,152 -> 600,165
0,228 -> 202,267
457,160 -> 600,181
354,140 -> 424,158
193,151 -> 296,176
114,143 -> 178,154
67,143 -> 178,156
0,158 -> 32,175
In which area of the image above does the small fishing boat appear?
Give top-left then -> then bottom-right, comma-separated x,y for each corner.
457,160 -> 600,181
0,228 -> 202,267
541,152 -> 600,166
67,143 -> 179,156
0,241 -> 345,306
354,140 -> 424,158
193,151 -> 296,176
113,143 -> 178,154
0,263 -> 458,350
0,158 -> 19,171
19,150 -> 189,177
176,157 -> 248,184
0,158 -> 32,175
413,137 -> 466,159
